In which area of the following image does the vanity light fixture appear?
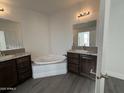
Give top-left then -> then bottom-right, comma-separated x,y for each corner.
0,8 -> 4,12
78,11 -> 90,18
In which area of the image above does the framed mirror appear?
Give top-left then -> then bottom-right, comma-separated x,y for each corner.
0,18 -> 23,50
73,20 -> 97,48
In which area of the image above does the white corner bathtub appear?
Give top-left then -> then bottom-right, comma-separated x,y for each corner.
32,55 -> 67,79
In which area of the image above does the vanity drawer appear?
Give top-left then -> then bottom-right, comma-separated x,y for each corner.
16,56 -> 31,69
67,53 -> 79,59
81,54 -> 97,60
16,56 -> 31,64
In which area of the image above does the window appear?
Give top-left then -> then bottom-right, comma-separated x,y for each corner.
78,32 -> 90,46
0,31 -> 6,50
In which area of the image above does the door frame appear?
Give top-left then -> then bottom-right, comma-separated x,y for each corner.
95,0 -> 111,93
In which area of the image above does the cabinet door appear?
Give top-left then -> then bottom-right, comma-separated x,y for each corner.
0,60 -> 17,87
80,55 -> 97,79
68,63 -> 79,73
80,58 -> 91,76
67,53 -> 79,74
16,56 -> 32,83
89,58 -> 97,79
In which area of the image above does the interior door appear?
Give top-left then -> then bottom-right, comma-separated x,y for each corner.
96,0 -> 124,93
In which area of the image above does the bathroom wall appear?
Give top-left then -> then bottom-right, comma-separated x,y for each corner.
103,0 -> 124,80
0,0 -> 99,58
49,0 -> 99,55
0,3 -> 50,59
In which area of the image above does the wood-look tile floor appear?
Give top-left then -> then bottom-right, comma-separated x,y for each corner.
104,76 -> 124,93
9,73 -> 95,93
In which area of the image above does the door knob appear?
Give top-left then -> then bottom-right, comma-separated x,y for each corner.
97,73 -> 109,79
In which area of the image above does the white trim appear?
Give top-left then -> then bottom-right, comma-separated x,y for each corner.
95,0 -> 111,93
107,71 -> 124,80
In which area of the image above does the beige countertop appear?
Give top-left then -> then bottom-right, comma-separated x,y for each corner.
0,52 -> 31,62
68,50 -> 97,56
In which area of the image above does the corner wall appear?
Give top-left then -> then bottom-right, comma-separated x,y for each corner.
0,3 -> 50,59
103,0 -> 124,80
49,0 -> 99,55
0,0 -> 99,58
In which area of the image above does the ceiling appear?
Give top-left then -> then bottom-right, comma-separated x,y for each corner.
0,0 -> 85,14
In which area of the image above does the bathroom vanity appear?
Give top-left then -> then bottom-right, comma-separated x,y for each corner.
69,20 -> 97,80
67,50 -> 97,80
0,54 -> 32,87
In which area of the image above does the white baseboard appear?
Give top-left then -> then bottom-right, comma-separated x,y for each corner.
107,71 -> 124,80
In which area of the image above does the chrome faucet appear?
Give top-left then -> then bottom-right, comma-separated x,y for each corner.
83,45 -> 86,50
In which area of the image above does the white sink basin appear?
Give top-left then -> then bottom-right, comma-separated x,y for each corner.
0,55 -> 15,61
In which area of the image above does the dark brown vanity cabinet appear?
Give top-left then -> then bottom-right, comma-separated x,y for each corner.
67,52 -> 97,79
0,60 -> 17,87
0,55 -> 32,87
67,53 -> 80,74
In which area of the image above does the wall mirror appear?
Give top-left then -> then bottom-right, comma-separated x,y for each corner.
73,20 -> 97,48
0,18 -> 23,50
